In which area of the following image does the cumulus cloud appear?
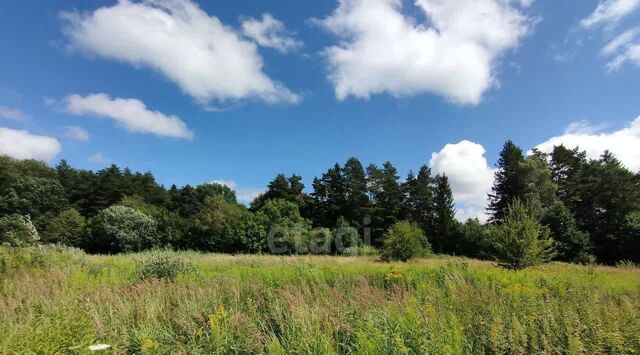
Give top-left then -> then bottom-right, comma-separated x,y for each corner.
534,116 -> 640,171
62,0 -> 299,105
211,180 -> 265,204
241,13 -> 302,53
64,93 -> 194,140
581,0 -> 640,28
0,127 -> 61,162
314,0 -> 535,104
0,105 -> 28,122
64,125 -> 90,141
429,140 -> 495,222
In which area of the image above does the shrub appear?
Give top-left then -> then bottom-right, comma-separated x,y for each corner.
486,199 -> 555,269
381,221 -> 430,262
42,208 -> 85,247
135,250 -> 194,281
0,214 -> 39,247
87,205 -> 159,253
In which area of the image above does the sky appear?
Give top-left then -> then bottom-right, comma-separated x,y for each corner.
1,0 -> 639,221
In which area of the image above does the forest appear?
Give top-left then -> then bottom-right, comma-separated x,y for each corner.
1,140 -> 638,266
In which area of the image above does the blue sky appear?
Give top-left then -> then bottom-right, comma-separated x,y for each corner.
1,0 -> 639,220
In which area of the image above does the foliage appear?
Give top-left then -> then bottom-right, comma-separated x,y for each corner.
1,139 -> 638,266
381,221 -> 430,262
458,218 -> 486,258
134,250 -> 194,281
87,205 -> 159,253
542,201 -> 593,263
250,174 -> 307,212
0,214 -> 39,247
0,177 -> 68,232
120,195 -> 186,248
402,166 -> 435,236
298,228 -> 334,254
190,195 -> 248,252
367,162 -> 404,245
242,199 -> 311,253
488,140 -> 527,223
432,174 -> 460,253
42,208 -> 86,247
486,200 -> 556,269
333,217 -> 360,252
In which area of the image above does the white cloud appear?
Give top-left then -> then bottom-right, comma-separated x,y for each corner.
64,125 -> 90,141
534,116 -> 640,172
0,127 -> 61,162
64,93 -> 194,140
88,152 -> 111,164
314,0 -> 535,105
241,13 -> 302,53
581,0 -> 640,28
601,27 -> 640,70
211,180 -> 265,204
429,140 -> 495,222
62,0 -> 299,105
0,105 -> 28,122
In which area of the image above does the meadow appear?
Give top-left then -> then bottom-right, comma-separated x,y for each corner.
1,246 -> 639,354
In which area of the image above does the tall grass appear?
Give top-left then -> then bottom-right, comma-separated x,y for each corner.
0,248 -> 638,353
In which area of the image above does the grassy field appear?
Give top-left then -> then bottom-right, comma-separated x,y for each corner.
1,247 -> 639,354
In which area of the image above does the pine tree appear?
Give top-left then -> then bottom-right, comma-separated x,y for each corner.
402,165 -> 435,234
487,199 -> 556,269
342,158 -> 369,227
488,140 -> 527,223
432,174 -> 458,254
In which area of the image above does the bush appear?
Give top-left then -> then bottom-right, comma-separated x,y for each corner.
486,199 -> 555,269
87,205 -> 159,253
43,208 -> 85,247
0,214 -> 39,247
381,221 -> 430,262
135,250 -> 194,281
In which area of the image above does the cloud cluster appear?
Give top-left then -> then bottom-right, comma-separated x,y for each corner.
429,140 -> 495,222
314,0 -> 535,104
534,115 -> 640,172
0,105 -> 28,122
62,0 -> 299,105
601,27 -> 640,71
581,0 -> 640,28
211,180 -> 265,204
0,127 -> 61,162
241,13 -> 302,53
64,93 -> 194,140
580,0 -> 640,70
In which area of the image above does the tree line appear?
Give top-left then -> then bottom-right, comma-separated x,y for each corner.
0,140 -> 638,265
